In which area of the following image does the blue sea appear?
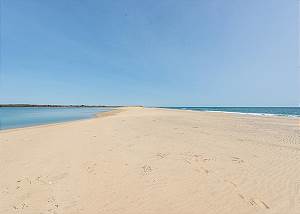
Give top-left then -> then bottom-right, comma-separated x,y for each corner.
0,107 -> 112,130
162,107 -> 300,117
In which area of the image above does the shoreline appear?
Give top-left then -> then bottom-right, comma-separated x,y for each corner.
159,107 -> 300,118
158,107 -> 300,119
182,109 -> 300,118
1,107 -> 298,133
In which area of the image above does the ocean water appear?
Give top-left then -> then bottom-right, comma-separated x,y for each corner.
0,107 -> 112,130
162,107 -> 300,117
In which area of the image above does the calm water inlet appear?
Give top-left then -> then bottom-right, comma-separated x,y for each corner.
0,107 -> 112,130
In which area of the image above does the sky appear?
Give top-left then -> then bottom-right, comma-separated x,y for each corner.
1,0 -> 299,106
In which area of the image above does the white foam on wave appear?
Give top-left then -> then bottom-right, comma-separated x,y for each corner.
200,110 -> 300,118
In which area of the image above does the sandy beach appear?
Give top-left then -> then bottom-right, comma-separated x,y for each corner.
0,107 -> 299,214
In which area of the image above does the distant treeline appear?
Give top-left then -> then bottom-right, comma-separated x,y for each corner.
0,104 -> 125,108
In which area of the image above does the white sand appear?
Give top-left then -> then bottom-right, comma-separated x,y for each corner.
1,107 -> 299,214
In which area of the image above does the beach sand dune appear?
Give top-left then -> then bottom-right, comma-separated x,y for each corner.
1,107 -> 299,214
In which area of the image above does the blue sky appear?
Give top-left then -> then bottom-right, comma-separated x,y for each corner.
1,0 -> 299,106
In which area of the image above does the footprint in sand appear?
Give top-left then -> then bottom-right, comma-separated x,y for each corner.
238,194 -> 245,200
248,198 -> 270,209
260,200 -> 270,209
142,165 -> 152,175
249,198 -> 257,206
232,157 -> 244,164
12,202 -> 29,211
156,153 -> 168,159
87,163 -> 97,174
47,196 -> 60,212
194,167 -> 210,175
202,157 -> 216,162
